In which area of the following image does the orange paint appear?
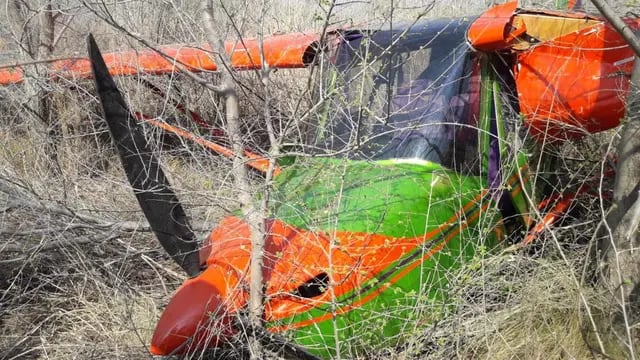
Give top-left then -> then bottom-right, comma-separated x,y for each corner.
271,196 -> 491,332
0,32 -> 320,85
568,0 -> 582,9
516,18 -> 640,140
521,192 -> 576,246
467,1 -> 520,51
139,116 -> 279,176
0,67 -> 23,86
467,3 -> 636,141
150,190 -> 490,355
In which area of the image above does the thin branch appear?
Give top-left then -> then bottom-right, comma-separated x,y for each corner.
1,232 -> 118,254
0,56 -> 85,70
51,12 -> 75,49
80,0 -> 225,93
201,1 -> 266,358
590,0 -> 640,58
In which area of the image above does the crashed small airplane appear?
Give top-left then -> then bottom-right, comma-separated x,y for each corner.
2,0 -> 634,358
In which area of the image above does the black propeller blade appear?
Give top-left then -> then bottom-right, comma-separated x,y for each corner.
88,34 -> 201,277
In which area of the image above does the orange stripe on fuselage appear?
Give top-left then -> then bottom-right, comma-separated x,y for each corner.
270,190 -> 490,332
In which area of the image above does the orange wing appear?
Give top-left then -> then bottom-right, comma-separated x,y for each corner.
0,32 -> 320,85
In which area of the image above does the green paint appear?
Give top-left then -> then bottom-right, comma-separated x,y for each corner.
269,158 -> 502,357
510,151 -> 533,222
479,56 -> 493,176
264,50 -> 530,359
272,158 -> 483,237
493,74 -> 508,177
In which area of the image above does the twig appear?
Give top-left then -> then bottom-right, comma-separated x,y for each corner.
590,0 -> 640,58
1,231 -> 116,254
80,0 -> 225,94
0,56 -> 87,70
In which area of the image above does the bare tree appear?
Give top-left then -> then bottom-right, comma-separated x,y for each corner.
588,0 -> 640,358
6,1 -> 57,164
199,1 -> 270,358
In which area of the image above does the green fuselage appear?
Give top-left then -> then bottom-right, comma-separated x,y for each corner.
261,19 -> 519,358
269,158 -> 501,357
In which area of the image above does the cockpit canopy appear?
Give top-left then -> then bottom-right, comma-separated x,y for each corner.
308,18 -> 481,175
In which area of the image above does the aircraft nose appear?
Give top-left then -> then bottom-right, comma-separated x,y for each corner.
150,266 -> 240,355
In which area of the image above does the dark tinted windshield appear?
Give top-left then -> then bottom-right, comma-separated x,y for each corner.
308,18 -> 480,175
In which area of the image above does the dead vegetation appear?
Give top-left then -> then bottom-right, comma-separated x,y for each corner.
0,65 -> 238,359
1,1 -> 639,359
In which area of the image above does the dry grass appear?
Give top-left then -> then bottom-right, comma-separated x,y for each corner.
0,80 -> 237,359
2,1 -> 640,360
387,237 -> 618,359
447,255 -> 602,359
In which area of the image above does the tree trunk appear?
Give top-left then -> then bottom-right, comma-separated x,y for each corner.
9,0 -> 59,173
597,58 -> 640,358
37,1 -> 60,173
583,1 -> 640,357
589,1 -> 640,357
200,1 -> 266,358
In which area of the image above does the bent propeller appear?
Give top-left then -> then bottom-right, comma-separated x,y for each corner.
88,34 -> 201,277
